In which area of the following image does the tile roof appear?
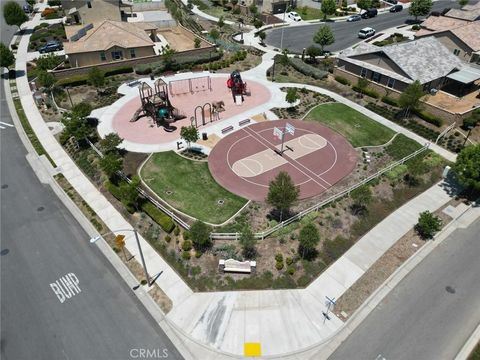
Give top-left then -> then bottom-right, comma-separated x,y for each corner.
445,8 -> 480,21
450,21 -> 480,51
64,20 -> 155,54
418,15 -> 469,34
339,37 -> 464,84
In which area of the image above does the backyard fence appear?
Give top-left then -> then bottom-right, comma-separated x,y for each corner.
210,143 -> 430,240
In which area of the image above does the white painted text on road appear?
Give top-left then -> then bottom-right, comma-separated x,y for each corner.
50,273 -> 81,303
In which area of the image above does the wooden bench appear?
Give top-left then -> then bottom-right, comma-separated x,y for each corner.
219,259 -> 256,274
221,125 -> 234,134
239,119 -> 251,126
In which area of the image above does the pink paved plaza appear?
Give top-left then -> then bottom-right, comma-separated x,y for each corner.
111,77 -> 272,145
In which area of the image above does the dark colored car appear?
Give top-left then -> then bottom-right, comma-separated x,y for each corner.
361,8 -> 378,19
23,4 -> 32,13
38,41 -> 63,54
389,4 -> 403,12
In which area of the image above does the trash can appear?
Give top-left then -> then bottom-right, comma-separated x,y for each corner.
202,133 -> 208,141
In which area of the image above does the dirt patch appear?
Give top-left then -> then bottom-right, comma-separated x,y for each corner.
333,205 -> 454,320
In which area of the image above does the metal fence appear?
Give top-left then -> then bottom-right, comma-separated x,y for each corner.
210,144 -> 430,240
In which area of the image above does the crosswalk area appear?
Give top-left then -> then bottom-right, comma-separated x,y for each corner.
0,121 -> 14,130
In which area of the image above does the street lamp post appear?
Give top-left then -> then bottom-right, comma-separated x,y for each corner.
90,228 -> 151,286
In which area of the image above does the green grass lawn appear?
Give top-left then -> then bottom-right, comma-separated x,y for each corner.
306,103 -> 396,147
140,151 -> 247,224
297,7 -> 325,20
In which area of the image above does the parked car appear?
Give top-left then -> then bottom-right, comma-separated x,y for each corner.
347,14 -> 362,22
389,4 -> 403,12
385,0 -> 398,4
361,8 -> 378,18
358,27 -> 376,39
288,11 -> 302,21
38,41 -> 63,54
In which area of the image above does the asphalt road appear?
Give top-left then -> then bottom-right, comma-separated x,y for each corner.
329,218 -> 480,360
265,0 -> 462,53
0,11 -> 183,360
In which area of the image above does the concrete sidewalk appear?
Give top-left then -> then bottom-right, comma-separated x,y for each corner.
11,9 -> 464,360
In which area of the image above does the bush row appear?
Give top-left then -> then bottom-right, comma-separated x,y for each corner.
289,58 -> 328,80
381,96 -> 399,107
334,75 -> 351,86
55,66 -> 134,87
352,86 -> 380,99
412,109 -> 442,127
365,103 -> 397,120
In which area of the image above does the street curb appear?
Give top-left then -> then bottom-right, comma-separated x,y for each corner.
455,322 -> 480,360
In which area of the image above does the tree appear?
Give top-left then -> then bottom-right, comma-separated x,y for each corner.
461,109 -> 480,131
189,220 -> 212,252
249,4 -> 258,15
453,144 -> 480,194
0,42 -> 14,68
87,67 -> 105,88
266,171 -> 299,221
37,70 -> 56,89
209,28 -> 220,44
458,0 -> 469,5
409,0 -> 433,20
253,18 -> 263,29
114,235 -> 127,260
342,0 -> 348,9
180,125 -> 199,149
239,224 -> 256,259
258,31 -> 266,43
99,152 -> 123,179
36,54 -> 62,70
285,88 -> 298,107
415,211 -> 442,239
218,16 -> 225,29
399,80 -> 424,117
298,223 -> 320,259
71,102 -> 92,118
350,185 -> 372,215
321,0 -> 336,20
357,0 -> 372,10
306,45 -> 322,62
162,45 -> 176,69
313,25 -> 335,54
3,1 -> 28,28
119,175 -> 141,210
99,133 -> 123,154
61,111 -> 91,141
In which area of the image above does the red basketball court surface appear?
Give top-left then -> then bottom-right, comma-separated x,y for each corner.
208,120 -> 358,201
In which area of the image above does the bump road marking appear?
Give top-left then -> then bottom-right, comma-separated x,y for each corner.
50,273 -> 81,303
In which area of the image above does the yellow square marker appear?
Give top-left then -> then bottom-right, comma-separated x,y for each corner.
244,343 -> 261,357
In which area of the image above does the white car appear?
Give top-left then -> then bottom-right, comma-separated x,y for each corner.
358,27 -> 376,39
288,11 -> 302,22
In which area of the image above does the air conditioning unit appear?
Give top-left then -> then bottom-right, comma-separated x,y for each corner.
430,88 -> 438,95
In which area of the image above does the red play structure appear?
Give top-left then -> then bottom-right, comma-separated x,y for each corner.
226,70 -> 247,103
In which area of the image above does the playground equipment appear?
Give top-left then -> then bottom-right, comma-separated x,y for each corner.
130,79 -> 185,131
168,76 -> 212,97
192,102 -> 213,127
226,70 -> 247,103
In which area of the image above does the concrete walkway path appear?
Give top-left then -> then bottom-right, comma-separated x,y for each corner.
11,8 -> 464,359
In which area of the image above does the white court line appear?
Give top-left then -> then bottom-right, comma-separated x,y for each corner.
0,122 -> 14,127
246,127 -> 333,187
0,126 -> 5,130
298,134 -> 326,150
243,127 -> 328,190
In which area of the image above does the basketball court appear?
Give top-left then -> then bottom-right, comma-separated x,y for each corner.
208,120 -> 358,201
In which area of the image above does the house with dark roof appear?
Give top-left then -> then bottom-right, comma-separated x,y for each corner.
336,37 -> 465,93
64,20 -> 157,67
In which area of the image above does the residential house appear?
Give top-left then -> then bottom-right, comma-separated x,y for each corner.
336,37 -> 465,93
64,20 -> 157,67
416,16 -> 480,64
444,2 -> 480,22
62,0 -> 126,24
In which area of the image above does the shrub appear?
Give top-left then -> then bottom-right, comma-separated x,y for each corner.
289,58 -> 328,80
183,231 -> 190,240
275,253 -> 283,262
286,257 -> 293,266
182,251 -> 191,260
415,211 -> 442,239
135,65 -> 152,75
174,227 -> 180,236
413,109 -> 442,127
164,235 -> 172,243
41,8 -> 56,17
335,75 -> 350,86
287,266 -> 295,275
352,86 -> 379,99
182,240 -> 193,251
56,74 -> 88,87
381,96 -> 399,107
141,202 -> 175,233
275,261 -> 284,270
195,250 -> 202,258
104,66 -> 133,77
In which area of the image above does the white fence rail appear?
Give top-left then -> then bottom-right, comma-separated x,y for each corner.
211,143 -> 430,240
435,122 -> 456,144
